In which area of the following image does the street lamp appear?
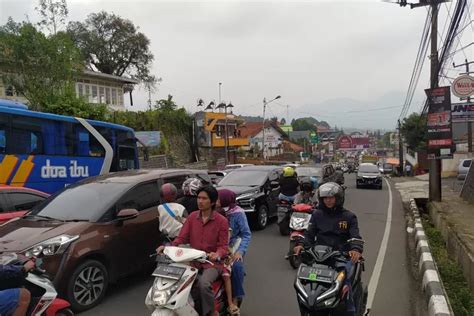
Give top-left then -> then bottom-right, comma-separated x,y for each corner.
262,95 -> 281,159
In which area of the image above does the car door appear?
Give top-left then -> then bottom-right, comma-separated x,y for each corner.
112,181 -> 161,277
266,170 -> 281,216
3,191 -> 47,220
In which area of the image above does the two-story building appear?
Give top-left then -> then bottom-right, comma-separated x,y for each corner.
238,121 -> 288,159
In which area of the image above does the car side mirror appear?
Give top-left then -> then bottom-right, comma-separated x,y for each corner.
270,181 -> 280,189
117,208 -> 139,220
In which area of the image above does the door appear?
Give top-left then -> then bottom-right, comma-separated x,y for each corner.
266,170 -> 281,216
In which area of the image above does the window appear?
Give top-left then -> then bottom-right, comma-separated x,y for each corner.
74,125 -> 105,157
91,86 -> 98,103
77,83 -> 84,97
118,182 -> 160,212
105,87 -> 111,105
99,87 -> 105,103
463,159 -> 472,168
163,175 -> 188,198
9,116 -> 44,155
84,84 -> 91,101
118,93 -> 123,106
111,88 -> 117,105
0,115 -> 7,154
8,193 -> 46,211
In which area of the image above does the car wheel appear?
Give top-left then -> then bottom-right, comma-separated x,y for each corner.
67,259 -> 109,312
378,184 -> 383,190
251,204 -> 269,230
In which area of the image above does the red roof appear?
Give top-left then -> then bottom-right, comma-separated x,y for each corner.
239,122 -> 265,138
283,140 -> 304,152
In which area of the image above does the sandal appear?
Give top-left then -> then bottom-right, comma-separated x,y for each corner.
227,304 -> 240,315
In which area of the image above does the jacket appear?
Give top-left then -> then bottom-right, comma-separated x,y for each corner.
227,207 -> 252,256
279,176 -> 299,197
301,205 -> 363,253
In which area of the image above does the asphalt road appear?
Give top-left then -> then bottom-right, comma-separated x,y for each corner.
82,174 -> 416,316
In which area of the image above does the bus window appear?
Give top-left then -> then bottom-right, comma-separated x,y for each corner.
118,146 -> 136,170
0,115 -> 7,154
73,125 -> 105,157
9,116 -> 44,155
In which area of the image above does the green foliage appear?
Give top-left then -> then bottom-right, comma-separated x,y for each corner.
400,113 -> 427,151
0,19 -> 83,111
292,118 -> 316,131
423,218 -> 474,316
36,0 -> 69,35
155,95 -> 177,111
67,11 -> 155,83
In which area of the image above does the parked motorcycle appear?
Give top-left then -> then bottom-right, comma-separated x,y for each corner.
0,253 -> 74,316
294,239 -> 368,316
277,199 -> 293,236
287,204 -> 313,269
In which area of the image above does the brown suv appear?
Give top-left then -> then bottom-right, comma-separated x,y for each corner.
0,169 -> 210,312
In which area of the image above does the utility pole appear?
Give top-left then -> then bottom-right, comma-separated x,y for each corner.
286,105 -> 290,125
453,59 -> 474,153
262,98 -> 267,160
219,82 -> 229,166
398,119 -> 404,175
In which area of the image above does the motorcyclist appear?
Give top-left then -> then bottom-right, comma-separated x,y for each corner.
294,179 -> 318,206
334,165 -> 345,185
176,177 -> 203,213
157,183 -> 187,242
278,167 -> 299,202
0,261 -> 35,316
293,182 -> 363,263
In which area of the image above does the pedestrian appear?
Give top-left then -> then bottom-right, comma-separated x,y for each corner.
405,163 -> 412,177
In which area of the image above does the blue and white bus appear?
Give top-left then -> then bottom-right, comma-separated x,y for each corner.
0,99 -> 139,194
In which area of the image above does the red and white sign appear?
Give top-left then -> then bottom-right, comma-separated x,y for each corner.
452,75 -> 474,98
428,139 -> 452,147
337,136 -> 352,149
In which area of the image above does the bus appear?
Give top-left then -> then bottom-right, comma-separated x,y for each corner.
0,99 -> 140,194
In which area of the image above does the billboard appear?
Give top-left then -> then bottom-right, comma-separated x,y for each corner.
451,102 -> 474,123
425,86 -> 453,159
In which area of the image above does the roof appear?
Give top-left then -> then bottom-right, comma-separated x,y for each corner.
0,185 -> 49,196
239,121 -> 287,138
82,70 -> 139,84
283,140 -> 304,152
0,100 -> 134,132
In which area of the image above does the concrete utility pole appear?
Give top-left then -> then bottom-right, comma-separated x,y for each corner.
453,59 -> 474,153
261,96 -> 281,159
398,119 -> 404,175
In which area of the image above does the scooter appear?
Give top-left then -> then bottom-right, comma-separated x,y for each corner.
277,199 -> 293,236
0,253 -> 74,316
287,204 -> 313,269
294,239 -> 368,316
146,239 -> 242,316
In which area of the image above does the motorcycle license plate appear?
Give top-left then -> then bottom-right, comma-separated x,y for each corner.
289,212 -> 311,230
298,265 -> 335,283
153,265 -> 185,280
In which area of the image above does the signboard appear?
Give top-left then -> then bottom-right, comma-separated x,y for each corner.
452,75 -> 474,98
135,131 -> 161,147
337,135 -> 352,149
310,132 -> 319,144
425,86 -> 453,159
451,102 -> 474,123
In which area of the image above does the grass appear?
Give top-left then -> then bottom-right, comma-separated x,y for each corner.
422,217 -> 474,316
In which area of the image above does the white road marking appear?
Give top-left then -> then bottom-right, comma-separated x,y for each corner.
366,177 -> 392,312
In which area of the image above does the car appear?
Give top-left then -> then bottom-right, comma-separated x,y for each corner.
356,163 -> 383,189
0,168 -> 211,312
217,165 -> 282,230
208,170 -> 228,185
295,166 -> 323,184
457,158 -> 472,180
224,164 -> 254,171
0,186 -> 49,225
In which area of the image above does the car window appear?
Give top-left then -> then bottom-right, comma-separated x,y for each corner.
162,175 -> 188,198
118,181 -> 160,212
268,170 -> 279,182
0,194 -> 5,212
8,192 -> 45,211
463,160 -> 472,168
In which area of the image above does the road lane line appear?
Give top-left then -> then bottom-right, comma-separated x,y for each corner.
366,177 -> 392,312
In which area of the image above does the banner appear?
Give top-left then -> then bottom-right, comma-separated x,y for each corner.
425,86 -> 453,159
451,102 -> 474,123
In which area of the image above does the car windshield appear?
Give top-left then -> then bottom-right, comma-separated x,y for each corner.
463,160 -> 472,167
29,182 -> 131,222
296,167 -> 322,178
218,170 -> 268,186
359,165 -> 380,173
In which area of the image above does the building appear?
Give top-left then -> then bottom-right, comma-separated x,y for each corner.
0,70 -> 138,111
238,121 -> 287,159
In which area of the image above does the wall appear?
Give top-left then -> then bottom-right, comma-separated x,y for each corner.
442,152 -> 473,176
251,127 -> 283,158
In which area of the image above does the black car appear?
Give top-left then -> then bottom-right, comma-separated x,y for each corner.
356,163 -> 383,189
217,165 -> 282,230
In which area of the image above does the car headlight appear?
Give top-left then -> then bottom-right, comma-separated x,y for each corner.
24,235 -> 79,257
237,190 -> 259,200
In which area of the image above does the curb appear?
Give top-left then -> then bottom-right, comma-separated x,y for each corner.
409,198 -> 452,316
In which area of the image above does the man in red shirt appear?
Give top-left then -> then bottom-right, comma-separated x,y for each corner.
157,185 -> 229,316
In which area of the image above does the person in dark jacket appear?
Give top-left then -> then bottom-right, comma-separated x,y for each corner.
293,182 -> 362,263
176,178 -> 203,213
0,261 -> 35,316
278,167 -> 299,202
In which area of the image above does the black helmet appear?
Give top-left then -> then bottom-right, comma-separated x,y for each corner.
300,179 -> 313,193
318,182 -> 344,208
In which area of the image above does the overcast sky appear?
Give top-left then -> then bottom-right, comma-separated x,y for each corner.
1,0 -> 472,130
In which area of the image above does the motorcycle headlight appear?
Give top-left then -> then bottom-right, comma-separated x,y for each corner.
151,279 -> 184,306
24,235 -> 79,257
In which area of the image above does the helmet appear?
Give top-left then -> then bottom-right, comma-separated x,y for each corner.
160,183 -> 178,202
283,166 -> 295,177
300,180 -> 313,193
318,182 -> 344,208
182,178 -> 203,196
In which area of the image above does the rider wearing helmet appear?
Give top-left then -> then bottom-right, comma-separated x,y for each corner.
293,182 -> 362,263
176,178 -> 203,213
157,183 -> 187,240
278,167 -> 299,202
294,179 -> 318,206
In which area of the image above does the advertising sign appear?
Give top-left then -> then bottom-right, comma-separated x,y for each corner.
425,86 -> 453,159
451,102 -> 474,123
337,135 -> 352,149
452,75 -> 474,98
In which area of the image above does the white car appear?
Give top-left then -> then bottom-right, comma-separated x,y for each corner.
457,159 -> 472,180
224,163 -> 254,171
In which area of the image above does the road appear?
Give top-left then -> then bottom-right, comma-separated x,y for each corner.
82,174 -> 417,315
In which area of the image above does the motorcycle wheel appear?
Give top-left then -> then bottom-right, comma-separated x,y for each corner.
288,240 -> 301,269
55,308 -> 74,316
279,218 -> 290,236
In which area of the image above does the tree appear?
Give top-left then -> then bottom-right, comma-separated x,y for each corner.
155,95 -> 177,111
280,118 -> 286,125
400,113 -> 427,151
36,0 -> 68,35
292,118 -> 316,131
0,19 -> 83,111
67,11 -> 155,83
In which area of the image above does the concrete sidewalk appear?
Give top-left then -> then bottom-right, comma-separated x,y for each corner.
393,175 -> 474,292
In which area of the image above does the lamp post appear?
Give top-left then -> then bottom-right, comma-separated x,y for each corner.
262,95 -> 281,159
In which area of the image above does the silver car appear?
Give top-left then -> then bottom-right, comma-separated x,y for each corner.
457,159 -> 472,180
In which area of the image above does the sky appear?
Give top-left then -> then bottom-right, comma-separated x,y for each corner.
1,0 -> 472,130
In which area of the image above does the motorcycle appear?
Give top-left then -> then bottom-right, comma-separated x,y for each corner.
146,239 -> 242,316
0,253 -> 74,316
287,203 -> 313,269
294,239 -> 368,316
277,199 -> 293,236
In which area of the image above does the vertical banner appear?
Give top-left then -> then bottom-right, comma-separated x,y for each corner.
425,86 -> 454,159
